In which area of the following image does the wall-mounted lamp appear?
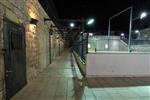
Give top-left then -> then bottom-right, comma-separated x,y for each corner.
30,18 -> 38,25
29,18 -> 38,33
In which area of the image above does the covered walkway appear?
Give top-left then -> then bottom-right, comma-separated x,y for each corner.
11,50 -> 150,100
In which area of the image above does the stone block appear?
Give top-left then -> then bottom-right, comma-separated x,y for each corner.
0,91 -> 2,100
0,79 -> 4,91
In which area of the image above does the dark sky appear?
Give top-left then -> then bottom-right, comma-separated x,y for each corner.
40,0 -> 150,32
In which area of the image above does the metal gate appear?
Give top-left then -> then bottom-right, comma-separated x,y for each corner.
3,19 -> 27,100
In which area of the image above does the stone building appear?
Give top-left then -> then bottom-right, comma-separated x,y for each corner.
0,0 -> 64,99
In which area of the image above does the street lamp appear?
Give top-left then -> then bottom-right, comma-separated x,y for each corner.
135,30 -> 140,33
132,11 -> 147,21
67,18 -> 95,59
108,6 -> 133,52
140,12 -> 147,19
70,22 -> 75,28
120,33 -> 125,37
87,18 -> 95,25
108,7 -> 148,52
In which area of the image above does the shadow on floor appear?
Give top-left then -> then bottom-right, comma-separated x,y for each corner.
86,77 -> 150,88
70,53 -> 86,100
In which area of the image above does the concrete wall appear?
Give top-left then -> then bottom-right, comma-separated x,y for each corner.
86,53 -> 150,77
0,0 -> 64,99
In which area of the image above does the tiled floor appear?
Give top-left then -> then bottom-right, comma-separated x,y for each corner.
11,51 -> 150,100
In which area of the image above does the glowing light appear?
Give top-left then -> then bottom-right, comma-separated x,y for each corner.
89,33 -> 93,36
70,22 -> 75,28
140,12 -> 147,19
88,44 -> 91,49
135,30 -> 140,33
29,24 -> 36,33
105,44 -> 108,49
120,33 -> 125,37
87,18 -> 95,25
28,8 -> 36,19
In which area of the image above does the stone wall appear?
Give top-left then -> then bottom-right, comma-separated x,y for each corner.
0,3 -> 5,100
0,0 -> 64,99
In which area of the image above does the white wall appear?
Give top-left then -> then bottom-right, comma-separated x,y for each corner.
86,52 -> 150,77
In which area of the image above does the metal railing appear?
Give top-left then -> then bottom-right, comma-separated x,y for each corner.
88,36 -> 150,53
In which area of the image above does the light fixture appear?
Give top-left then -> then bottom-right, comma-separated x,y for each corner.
87,18 -> 95,25
88,44 -> 91,49
89,33 -> 93,36
140,12 -> 147,19
105,44 -> 108,49
29,18 -> 38,33
120,33 -> 125,37
135,30 -> 140,33
70,22 -> 75,28
30,18 -> 38,25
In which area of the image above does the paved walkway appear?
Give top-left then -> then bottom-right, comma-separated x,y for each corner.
11,50 -> 150,100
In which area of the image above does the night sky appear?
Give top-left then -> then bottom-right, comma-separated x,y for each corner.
40,0 -> 150,32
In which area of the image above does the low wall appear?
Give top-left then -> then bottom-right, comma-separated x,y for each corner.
86,52 -> 150,77
73,51 -> 86,76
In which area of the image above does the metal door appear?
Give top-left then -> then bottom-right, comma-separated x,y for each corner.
3,19 -> 27,100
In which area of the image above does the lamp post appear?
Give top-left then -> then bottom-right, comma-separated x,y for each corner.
132,12 -> 148,21
82,18 -> 95,59
140,12 -> 147,19
108,6 -> 148,52
108,6 -> 133,52
68,18 -> 95,59
85,18 -> 95,54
